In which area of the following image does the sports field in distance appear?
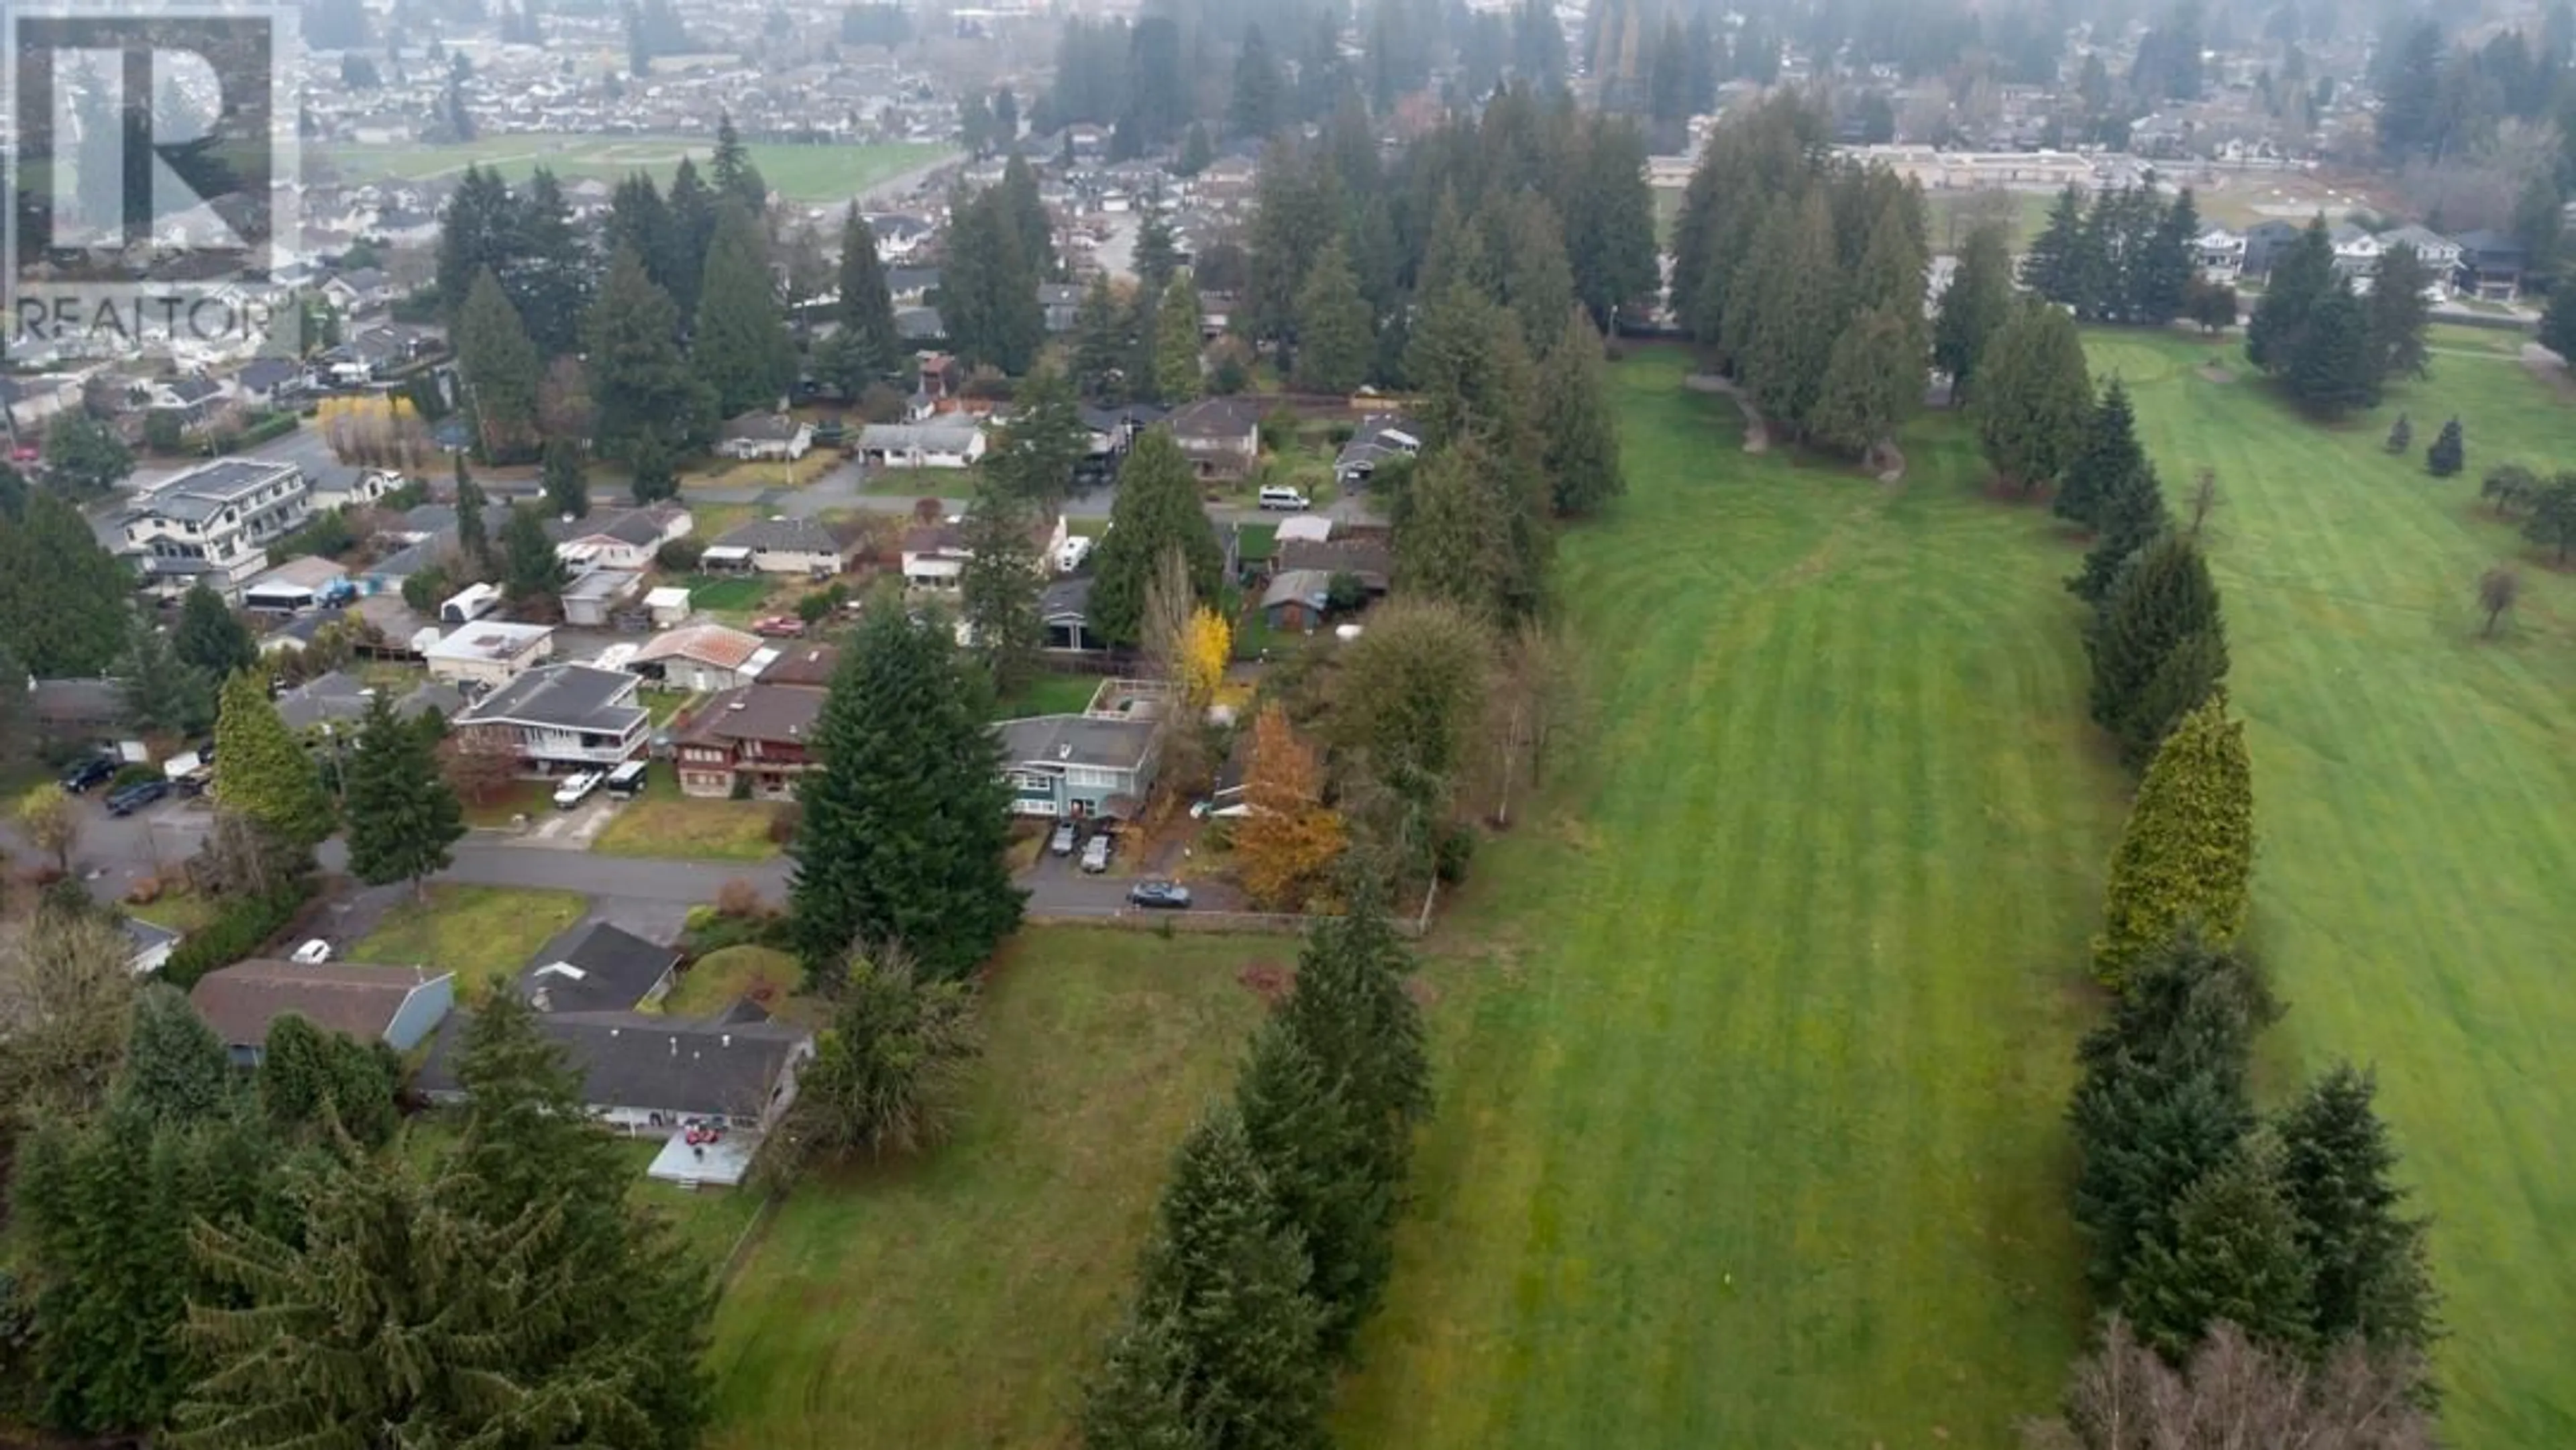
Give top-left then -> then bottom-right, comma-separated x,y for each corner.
1336,351 -> 2118,1446
2087,330 -> 2576,1447
316,136 -> 951,204
698,929 -> 1266,1450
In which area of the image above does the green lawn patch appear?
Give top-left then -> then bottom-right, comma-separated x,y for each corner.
319,137 -> 949,203
592,772 -> 785,862
680,575 -> 771,612
460,780 -> 551,828
700,929 -> 1267,1449
123,889 -> 219,936
861,467 -> 972,498
993,672 -> 1099,720
1335,351 -> 2112,1447
351,885 -> 588,997
643,691 -> 697,727
656,945 -> 803,1019
2082,329 -> 2576,1447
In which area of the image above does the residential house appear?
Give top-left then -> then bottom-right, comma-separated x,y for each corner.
702,517 -> 850,577
997,683 -> 1169,820
452,663 -> 651,777
525,922 -> 682,1014
187,960 -> 456,1067
233,356 -> 307,410
1334,416 -> 1421,488
1277,535 -> 1395,597
885,266 -> 943,306
865,213 -> 935,259
632,623 -> 776,692
894,306 -> 946,344
674,683 -> 826,797
423,620 -> 555,686
2379,225 -> 2462,295
2451,229 -> 2527,300
123,918 -> 179,976
1261,568 -> 1338,631
2239,219 -> 2306,280
856,418 -> 987,469
716,411 -> 816,461
560,567 -> 643,627
28,677 -> 135,754
321,266 -> 394,315
1040,575 -> 1098,651
902,513 -> 1063,591
147,374 -> 229,427
0,374 -> 81,443
2328,223 -> 2381,282
1038,281 -> 1082,334
549,505 -> 690,571
642,585 -> 694,628
2192,227 -> 2245,282
1165,400 -> 1262,482
311,467 -> 402,513
756,643 -> 840,687
417,1009 -> 814,1141
120,457 -> 311,600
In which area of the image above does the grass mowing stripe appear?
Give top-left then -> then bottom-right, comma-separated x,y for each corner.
2102,329 -> 2576,1445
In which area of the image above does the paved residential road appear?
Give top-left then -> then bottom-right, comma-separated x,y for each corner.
21,799 -> 1148,920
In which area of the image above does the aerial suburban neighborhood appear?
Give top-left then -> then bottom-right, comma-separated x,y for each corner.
0,0 -> 2568,1446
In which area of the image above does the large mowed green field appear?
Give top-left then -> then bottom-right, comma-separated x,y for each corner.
1336,352 -> 2121,1447
2086,331 -> 2576,1446
315,137 -> 949,203
698,930 -> 1267,1450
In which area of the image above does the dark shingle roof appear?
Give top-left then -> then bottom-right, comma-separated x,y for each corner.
679,684 -> 825,748
525,922 -> 680,1014
419,1011 -> 809,1119
459,664 -> 644,733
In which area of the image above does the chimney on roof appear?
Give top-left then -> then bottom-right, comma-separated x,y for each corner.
1059,742 -> 1072,760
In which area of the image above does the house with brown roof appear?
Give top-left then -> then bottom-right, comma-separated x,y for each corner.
188,960 -> 457,1067
1277,536 -> 1395,595
757,643 -> 841,688
675,684 -> 827,798
1163,400 -> 1262,482
631,624 -> 777,693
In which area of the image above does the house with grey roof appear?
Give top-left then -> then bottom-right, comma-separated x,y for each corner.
452,663 -> 650,777
996,687 -> 1168,820
703,517 -> 851,577
118,457 -> 311,600
415,1008 -> 814,1144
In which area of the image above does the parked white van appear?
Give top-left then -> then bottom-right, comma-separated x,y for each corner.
1256,485 -> 1311,511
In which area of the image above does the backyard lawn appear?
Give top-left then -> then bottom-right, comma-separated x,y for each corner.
656,945 -> 804,1020
2083,331 -> 2576,1447
699,929 -> 1268,1449
678,575 -> 773,612
350,885 -> 588,996
1336,351 -> 2113,1447
317,137 -> 949,203
992,672 -> 1099,720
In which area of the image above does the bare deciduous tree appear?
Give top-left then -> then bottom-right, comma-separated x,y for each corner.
2021,1317 -> 2435,1450
0,906 -> 141,1123
2184,467 -> 2221,543
2477,565 -> 2521,637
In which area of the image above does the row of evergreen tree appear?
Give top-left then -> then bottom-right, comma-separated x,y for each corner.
1668,95 -> 1933,459
2021,183 -> 2203,327
2246,219 -> 2436,419
2017,355 -> 2443,1421
1079,881 -> 1430,1447
12,962 -> 708,1445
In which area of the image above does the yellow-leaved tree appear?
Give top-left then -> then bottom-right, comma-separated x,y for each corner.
1181,606 -> 1231,710
1234,703 -> 1344,911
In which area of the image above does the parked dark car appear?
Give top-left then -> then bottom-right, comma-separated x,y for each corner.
59,756 -> 117,793
105,779 -> 170,816
1127,880 -> 1193,910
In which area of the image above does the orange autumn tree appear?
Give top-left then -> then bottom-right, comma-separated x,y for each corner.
1234,703 -> 1344,911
